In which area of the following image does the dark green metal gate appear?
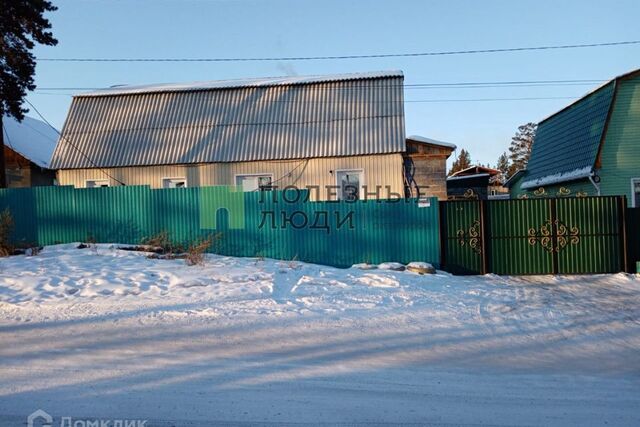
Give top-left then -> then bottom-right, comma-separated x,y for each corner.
441,196 -> 627,275
440,200 -> 485,275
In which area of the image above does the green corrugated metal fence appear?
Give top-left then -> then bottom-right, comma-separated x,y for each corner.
0,186 -> 633,274
0,185 -> 441,268
441,196 -> 627,275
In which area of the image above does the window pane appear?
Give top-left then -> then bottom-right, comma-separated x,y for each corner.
163,178 -> 186,188
236,175 -> 271,192
258,176 -> 272,191
337,170 -> 362,201
87,180 -> 109,188
634,179 -> 640,207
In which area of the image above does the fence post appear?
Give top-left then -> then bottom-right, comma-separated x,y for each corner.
620,196 -> 629,273
438,201 -> 447,271
479,199 -> 489,275
549,198 -> 559,275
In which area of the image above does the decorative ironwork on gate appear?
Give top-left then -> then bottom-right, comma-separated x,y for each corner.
456,219 -> 482,254
528,219 -> 580,253
441,196 -> 626,275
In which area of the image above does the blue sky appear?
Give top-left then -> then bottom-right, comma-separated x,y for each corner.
27,0 -> 640,166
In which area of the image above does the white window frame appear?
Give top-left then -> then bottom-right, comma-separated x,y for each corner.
234,173 -> 274,192
631,177 -> 640,208
85,179 -> 110,188
162,177 -> 188,189
335,168 -> 365,201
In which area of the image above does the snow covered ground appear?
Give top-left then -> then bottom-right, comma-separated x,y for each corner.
0,245 -> 639,426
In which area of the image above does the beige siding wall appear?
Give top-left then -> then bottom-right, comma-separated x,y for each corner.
56,153 -> 404,201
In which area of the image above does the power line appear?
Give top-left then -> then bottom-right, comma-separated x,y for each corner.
36,40 -> 640,62
405,96 -> 578,103
406,79 -> 605,87
23,99 -> 127,186
32,79 -> 607,92
2,127 -> 15,151
27,93 -> 583,102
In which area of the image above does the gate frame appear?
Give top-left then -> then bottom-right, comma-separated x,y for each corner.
440,195 -> 629,275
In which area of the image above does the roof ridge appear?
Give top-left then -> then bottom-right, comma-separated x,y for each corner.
76,70 -> 404,98
538,67 -> 640,125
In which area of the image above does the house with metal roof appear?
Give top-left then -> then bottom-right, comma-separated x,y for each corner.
507,68 -> 640,206
50,71 -> 410,200
2,115 -> 57,187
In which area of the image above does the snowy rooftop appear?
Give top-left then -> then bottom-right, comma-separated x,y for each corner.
406,135 -> 457,150
446,173 -> 491,181
78,70 -> 404,97
3,115 -> 59,168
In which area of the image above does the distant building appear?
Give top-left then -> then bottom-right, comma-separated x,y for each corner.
507,68 -> 640,206
446,165 -> 508,200
50,71 -> 409,201
2,115 -> 57,187
403,135 -> 456,200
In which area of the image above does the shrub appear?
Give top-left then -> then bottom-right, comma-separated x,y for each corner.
0,209 -> 14,257
185,234 -> 218,266
141,230 -> 181,254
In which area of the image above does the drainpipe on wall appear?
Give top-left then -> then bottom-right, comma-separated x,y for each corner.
588,173 -> 601,196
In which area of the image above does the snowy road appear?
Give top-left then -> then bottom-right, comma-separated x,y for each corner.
0,245 -> 639,426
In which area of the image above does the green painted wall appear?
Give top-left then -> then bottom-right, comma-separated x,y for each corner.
598,74 -> 640,206
509,73 -> 640,203
509,177 -> 596,199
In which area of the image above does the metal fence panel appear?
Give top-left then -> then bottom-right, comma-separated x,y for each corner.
0,185 -> 441,269
555,196 -> 622,274
488,198 -> 553,275
440,196 -> 626,275
441,200 -> 483,275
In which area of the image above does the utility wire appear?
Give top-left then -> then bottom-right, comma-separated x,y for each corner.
36,40 -> 640,62
32,80 -> 607,93
23,99 -> 127,186
2,127 -> 15,151
27,93 -> 583,102
405,96 -> 579,103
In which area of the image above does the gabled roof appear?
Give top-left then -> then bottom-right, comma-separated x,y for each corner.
503,169 -> 526,189
447,173 -> 490,181
520,67 -> 640,190
79,70 -> 404,97
451,165 -> 500,177
406,135 -> 456,150
3,115 -> 59,168
50,70 -> 406,169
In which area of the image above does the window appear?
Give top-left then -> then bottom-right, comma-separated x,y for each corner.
632,178 -> 640,207
235,174 -> 273,192
336,169 -> 364,201
85,179 -> 109,188
163,177 -> 187,188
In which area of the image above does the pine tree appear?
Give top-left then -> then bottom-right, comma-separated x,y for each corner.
507,122 -> 537,176
448,149 -> 472,176
0,0 -> 58,187
495,152 -> 510,184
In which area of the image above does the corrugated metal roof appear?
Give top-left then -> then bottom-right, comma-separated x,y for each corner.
521,67 -> 640,190
79,70 -> 404,97
521,81 -> 615,190
3,115 -> 58,168
50,71 -> 405,169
